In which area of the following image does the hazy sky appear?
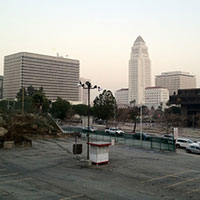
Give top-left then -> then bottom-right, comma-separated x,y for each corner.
1,0 -> 200,95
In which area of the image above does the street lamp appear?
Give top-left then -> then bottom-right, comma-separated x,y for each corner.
79,81 -> 101,160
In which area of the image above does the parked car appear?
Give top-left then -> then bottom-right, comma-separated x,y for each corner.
186,143 -> 200,154
161,134 -> 175,144
82,126 -> 97,132
162,134 -> 174,139
175,138 -> 194,148
105,127 -> 124,136
132,133 -> 151,141
95,119 -> 106,125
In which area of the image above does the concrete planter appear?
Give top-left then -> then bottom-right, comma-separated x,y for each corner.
80,159 -> 92,167
3,141 -> 15,148
2,139 -> 32,149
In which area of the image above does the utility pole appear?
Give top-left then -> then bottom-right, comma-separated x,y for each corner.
87,83 -> 91,160
79,81 -> 100,160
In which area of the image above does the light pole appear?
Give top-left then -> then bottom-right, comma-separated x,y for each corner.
79,81 -> 100,160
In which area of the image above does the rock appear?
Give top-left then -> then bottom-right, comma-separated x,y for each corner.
0,127 -> 8,137
32,124 -> 38,130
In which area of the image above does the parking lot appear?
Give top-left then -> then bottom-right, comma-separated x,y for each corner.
0,137 -> 200,200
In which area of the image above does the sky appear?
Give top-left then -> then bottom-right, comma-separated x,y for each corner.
1,0 -> 200,97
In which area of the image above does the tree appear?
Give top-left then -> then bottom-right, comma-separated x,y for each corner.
16,86 -> 51,113
117,107 -> 130,123
31,87 -> 51,113
51,97 -> 71,120
129,100 -> 140,133
72,104 -> 88,116
27,85 -> 36,97
16,88 -> 27,101
93,90 -> 116,123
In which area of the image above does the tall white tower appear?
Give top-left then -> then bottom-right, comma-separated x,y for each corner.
128,36 -> 151,105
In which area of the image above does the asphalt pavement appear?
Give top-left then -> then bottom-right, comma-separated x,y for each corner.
0,137 -> 200,200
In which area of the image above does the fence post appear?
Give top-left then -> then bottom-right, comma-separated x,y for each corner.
124,134 -> 126,144
160,138 -> 161,150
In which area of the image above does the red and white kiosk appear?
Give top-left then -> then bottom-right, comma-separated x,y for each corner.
88,141 -> 111,164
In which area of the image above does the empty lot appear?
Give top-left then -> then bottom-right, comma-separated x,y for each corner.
0,137 -> 200,200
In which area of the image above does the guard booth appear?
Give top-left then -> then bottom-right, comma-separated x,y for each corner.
88,142 -> 111,164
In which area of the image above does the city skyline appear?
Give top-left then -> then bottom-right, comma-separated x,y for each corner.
1,0 -> 200,94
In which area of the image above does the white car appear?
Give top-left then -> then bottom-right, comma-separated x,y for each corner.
186,143 -> 200,154
82,126 -> 96,132
175,138 -> 194,148
105,127 -> 124,135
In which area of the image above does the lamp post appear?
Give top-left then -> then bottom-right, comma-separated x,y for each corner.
79,81 -> 100,160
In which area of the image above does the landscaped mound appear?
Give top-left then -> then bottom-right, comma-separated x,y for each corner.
0,112 -> 62,148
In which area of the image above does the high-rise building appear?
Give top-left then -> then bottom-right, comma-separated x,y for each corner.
3,52 -> 79,101
0,76 -> 3,99
155,71 -> 196,96
128,36 -> 151,105
115,88 -> 129,107
79,77 -> 90,105
145,87 -> 169,109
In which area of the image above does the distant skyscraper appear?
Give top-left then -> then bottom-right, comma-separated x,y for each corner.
128,36 -> 151,105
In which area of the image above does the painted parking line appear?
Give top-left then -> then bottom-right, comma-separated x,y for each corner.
167,176 -> 200,188
187,188 -> 200,194
146,170 -> 191,182
0,173 -> 19,178
60,194 -> 85,200
0,177 -> 32,184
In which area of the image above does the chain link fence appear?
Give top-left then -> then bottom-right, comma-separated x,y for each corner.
62,127 -> 175,152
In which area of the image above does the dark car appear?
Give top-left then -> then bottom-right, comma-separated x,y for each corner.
161,134 -> 175,144
132,133 -> 151,141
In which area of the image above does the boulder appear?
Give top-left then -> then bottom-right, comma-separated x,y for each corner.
0,127 -> 8,137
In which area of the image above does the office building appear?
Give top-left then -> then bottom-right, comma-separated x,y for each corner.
0,76 -> 3,99
115,88 -> 129,107
128,36 -> 151,105
170,88 -> 200,127
3,52 -> 79,101
155,71 -> 196,96
145,87 -> 169,109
